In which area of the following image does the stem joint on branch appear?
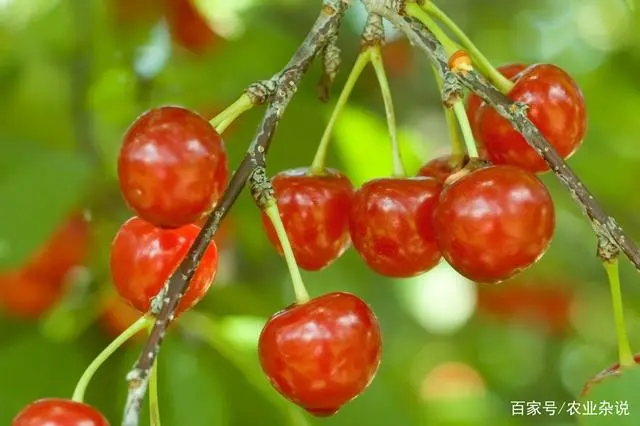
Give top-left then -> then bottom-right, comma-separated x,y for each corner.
249,167 -> 275,209
318,35 -> 342,101
362,13 -> 385,47
246,79 -> 279,105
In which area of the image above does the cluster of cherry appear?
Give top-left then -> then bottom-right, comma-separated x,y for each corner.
10,61 -> 586,424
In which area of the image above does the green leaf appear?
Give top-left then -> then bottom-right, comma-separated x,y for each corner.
332,105 -> 427,187
0,331 -> 90,424
624,0 -> 635,11
181,312 -> 299,417
0,142 -> 91,270
580,365 -> 640,425
158,336 -> 229,426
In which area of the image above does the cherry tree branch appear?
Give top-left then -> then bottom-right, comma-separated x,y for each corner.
361,0 -> 640,268
120,2 -> 350,425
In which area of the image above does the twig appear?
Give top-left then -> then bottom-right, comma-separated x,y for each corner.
361,0 -> 640,270
120,2 -> 349,425
317,33 -> 342,102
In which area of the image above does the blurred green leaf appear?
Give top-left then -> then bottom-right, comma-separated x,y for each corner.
158,336 -> 229,426
580,366 -> 640,425
0,142 -> 91,270
181,312 -> 300,417
0,331 -> 89,424
89,66 -> 139,127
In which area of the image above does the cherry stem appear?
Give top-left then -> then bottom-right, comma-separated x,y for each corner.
310,49 -> 372,175
451,101 -> 479,158
404,3 -> 459,57
432,65 -> 464,156
369,44 -> 406,177
419,2 -> 515,94
72,315 -> 152,403
209,93 -> 254,134
149,356 -> 161,426
263,201 -> 310,304
603,259 -> 635,367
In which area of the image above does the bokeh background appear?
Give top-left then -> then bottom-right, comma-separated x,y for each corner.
1,0 -> 640,425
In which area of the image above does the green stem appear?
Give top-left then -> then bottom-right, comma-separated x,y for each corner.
603,259 -> 635,367
264,201 -> 310,304
216,117 -> 235,134
310,49 -> 372,174
209,93 -> 254,133
404,3 -> 460,57
420,2 -> 515,94
369,45 -> 406,177
451,101 -> 479,158
150,356 -> 161,426
432,65 -> 464,156
72,315 -> 152,402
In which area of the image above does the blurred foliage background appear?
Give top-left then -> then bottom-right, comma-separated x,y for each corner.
1,0 -> 640,425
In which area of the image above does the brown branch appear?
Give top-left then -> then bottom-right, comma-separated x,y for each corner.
362,0 -> 639,268
120,2 -> 350,425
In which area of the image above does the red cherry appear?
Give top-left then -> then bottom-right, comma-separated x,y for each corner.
476,64 -> 587,172
166,0 -> 219,54
109,217 -> 218,315
581,354 -> 640,397
258,292 -> 382,416
476,280 -> 574,335
417,154 -> 467,184
13,398 -> 109,426
118,106 -> 228,228
0,214 -> 90,319
434,165 -> 555,283
466,63 -> 527,137
25,213 -> 90,285
260,168 -> 354,271
349,177 -> 442,278
382,37 -> 414,77
0,272 -> 63,318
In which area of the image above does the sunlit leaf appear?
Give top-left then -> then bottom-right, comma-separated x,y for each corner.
332,105 -> 426,187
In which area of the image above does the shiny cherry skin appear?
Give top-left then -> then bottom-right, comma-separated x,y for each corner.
13,398 -> 109,426
434,165 -> 555,283
258,292 -> 382,417
260,168 -> 354,271
110,217 -> 219,315
349,177 -> 442,278
476,64 -> 587,172
166,0 -> 219,54
466,63 -> 527,137
417,154 -> 467,184
118,106 -> 228,228
581,354 -> 640,397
